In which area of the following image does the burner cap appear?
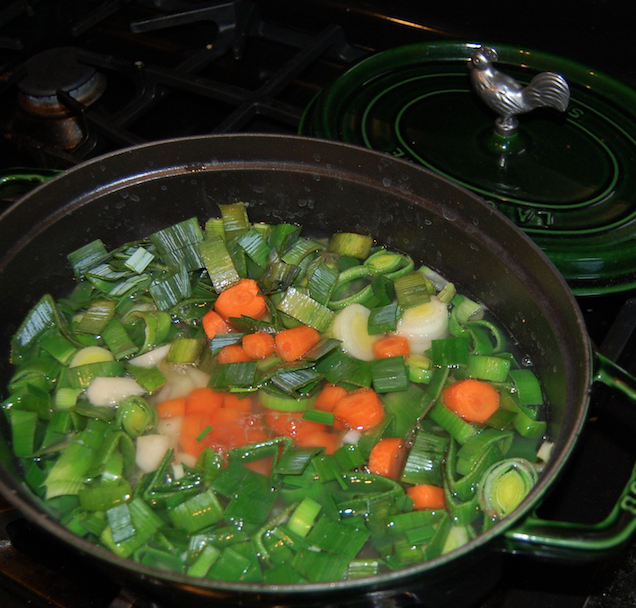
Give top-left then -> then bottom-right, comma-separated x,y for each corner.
301,41 -> 636,296
19,47 -> 97,98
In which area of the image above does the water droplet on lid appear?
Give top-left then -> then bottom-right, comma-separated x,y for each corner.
442,206 -> 459,221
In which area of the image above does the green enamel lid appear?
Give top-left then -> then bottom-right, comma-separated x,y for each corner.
300,41 -> 636,296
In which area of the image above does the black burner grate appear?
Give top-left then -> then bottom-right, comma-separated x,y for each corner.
0,0 -> 366,169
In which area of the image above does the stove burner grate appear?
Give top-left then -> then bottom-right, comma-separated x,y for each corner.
0,0 -> 366,170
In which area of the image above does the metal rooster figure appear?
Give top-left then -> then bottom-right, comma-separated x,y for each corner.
469,45 -> 570,137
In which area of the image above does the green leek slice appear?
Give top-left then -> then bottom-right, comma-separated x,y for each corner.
327,232 -> 373,259
67,239 -> 109,279
479,458 -> 538,521
258,390 -> 315,412
276,287 -> 334,332
394,271 -> 433,309
199,235 -> 241,293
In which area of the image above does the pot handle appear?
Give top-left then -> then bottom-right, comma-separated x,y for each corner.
503,352 -> 636,561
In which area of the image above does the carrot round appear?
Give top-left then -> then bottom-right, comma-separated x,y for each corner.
407,484 -> 446,510
314,383 -> 348,412
242,332 -> 276,359
274,324 -> 321,362
202,309 -> 231,339
296,430 -> 341,454
333,388 -> 385,431
223,393 -> 253,412
217,343 -> 251,364
215,278 -> 268,321
180,411 -> 214,457
201,408 -> 247,451
442,378 -> 500,424
245,455 -> 274,476
367,437 -> 405,480
157,396 -> 187,419
244,426 -> 269,445
185,387 -> 224,415
372,335 -> 411,359
264,409 -> 324,441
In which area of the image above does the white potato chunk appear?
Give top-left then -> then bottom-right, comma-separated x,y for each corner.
152,366 -> 197,402
135,434 -> 172,473
86,376 -> 146,406
185,365 -> 211,389
175,452 -> 198,469
128,344 -> 171,368
157,415 -> 184,439
342,430 -> 362,445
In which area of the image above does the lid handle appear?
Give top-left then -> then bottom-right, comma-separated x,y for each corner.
469,45 -> 570,137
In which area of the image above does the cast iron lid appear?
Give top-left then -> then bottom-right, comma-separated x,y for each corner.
300,41 -> 636,296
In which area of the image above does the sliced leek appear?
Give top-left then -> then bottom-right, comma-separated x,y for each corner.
329,303 -> 379,361
479,457 -> 538,521
395,296 -> 449,354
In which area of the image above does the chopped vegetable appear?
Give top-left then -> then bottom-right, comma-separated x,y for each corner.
329,303 -> 379,361
372,335 -> 411,359
86,377 -> 145,406
274,325 -> 321,362
314,383 -> 348,412
442,378 -> 501,424
217,344 -> 251,364
157,396 -> 187,419
214,278 -> 268,321
332,388 -> 385,431
241,332 -> 276,360
394,296 -> 449,353
185,387 -> 224,414
368,437 -> 406,480
407,484 -> 447,511
201,309 -> 231,339
478,458 -> 538,520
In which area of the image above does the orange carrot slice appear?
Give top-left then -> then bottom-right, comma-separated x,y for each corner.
442,378 -> 500,424
372,335 -> 411,359
180,411 -> 214,457
223,393 -> 253,412
185,387 -> 224,415
367,437 -> 405,480
264,409 -> 324,442
407,484 -> 446,510
202,309 -> 231,339
315,383 -> 348,412
296,430 -> 341,454
214,278 -> 268,321
274,325 -> 321,362
157,396 -> 187,419
245,456 -> 274,476
217,343 -> 251,364
242,332 -> 276,359
333,388 -> 385,431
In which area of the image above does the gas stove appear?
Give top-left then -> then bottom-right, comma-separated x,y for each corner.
1,1 -> 636,607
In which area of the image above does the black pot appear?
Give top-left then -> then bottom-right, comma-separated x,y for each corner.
0,134 -> 635,608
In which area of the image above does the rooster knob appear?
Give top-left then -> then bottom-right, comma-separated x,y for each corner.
469,45 -> 570,137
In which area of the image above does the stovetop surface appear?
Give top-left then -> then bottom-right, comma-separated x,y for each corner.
1,2 -> 636,607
